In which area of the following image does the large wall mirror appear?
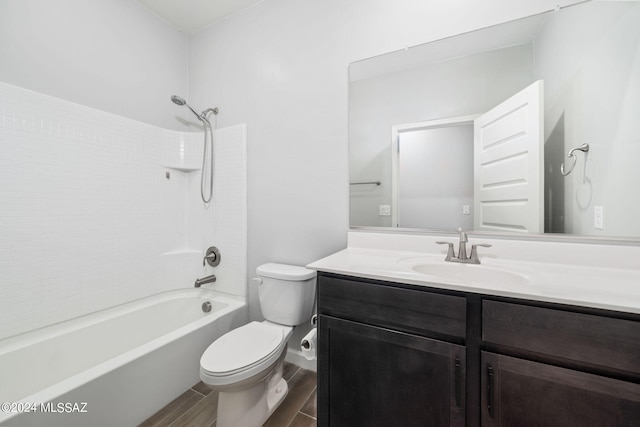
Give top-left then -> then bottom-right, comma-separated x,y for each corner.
349,0 -> 640,241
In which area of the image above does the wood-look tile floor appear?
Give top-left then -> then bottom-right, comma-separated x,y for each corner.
140,362 -> 317,427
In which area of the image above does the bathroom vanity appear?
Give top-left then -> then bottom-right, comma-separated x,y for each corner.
336,0 -> 640,424
309,233 -> 640,427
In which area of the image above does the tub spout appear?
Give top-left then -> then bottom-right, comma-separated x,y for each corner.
195,274 -> 216,288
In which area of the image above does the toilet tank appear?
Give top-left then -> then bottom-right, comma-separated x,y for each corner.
256,263 -> 316,326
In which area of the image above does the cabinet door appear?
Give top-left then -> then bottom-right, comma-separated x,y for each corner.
481,352 -> 640,427
318,315 -> 465,427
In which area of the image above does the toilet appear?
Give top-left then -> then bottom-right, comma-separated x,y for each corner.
199,263 -> 316,427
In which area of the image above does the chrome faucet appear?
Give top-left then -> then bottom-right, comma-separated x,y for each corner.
457,228 -> 468,261
195,274 -> 217,288
436,228 -> 491,264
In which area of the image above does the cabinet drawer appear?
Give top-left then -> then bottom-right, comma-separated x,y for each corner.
483,300 -> 640,375
318,274 -> 466,339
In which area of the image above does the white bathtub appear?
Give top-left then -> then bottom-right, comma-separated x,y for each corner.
0,288 -> 247,427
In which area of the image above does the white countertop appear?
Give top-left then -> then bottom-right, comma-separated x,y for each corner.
308,245 -> 640,315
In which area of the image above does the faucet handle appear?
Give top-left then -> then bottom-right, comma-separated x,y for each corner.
203,246 -> 221,267
469,243 -> 492,264
436,241 -> 456,261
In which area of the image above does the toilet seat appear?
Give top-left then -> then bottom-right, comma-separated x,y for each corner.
200,321 -> 287,386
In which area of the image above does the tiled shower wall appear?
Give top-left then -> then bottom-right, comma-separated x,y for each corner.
0,82 -> 246,340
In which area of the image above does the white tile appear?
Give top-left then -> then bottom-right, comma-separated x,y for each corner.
0,82 -> 247,339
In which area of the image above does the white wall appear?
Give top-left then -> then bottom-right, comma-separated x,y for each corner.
187,0 -> 582,324
0,0 -> 188,129
537,1 -> 640,237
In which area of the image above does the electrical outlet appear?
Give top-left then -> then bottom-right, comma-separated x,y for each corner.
379,205 -> 391,216
594,205 -> 604,230
463,205 -> 470,215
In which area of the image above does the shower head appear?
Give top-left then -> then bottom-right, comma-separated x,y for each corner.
170,94 -> 207,123
171,95 -> 186,106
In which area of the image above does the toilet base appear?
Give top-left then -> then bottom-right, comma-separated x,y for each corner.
267,377 -> 288,414
217,378 -> 288,427
215,356 -> 289,427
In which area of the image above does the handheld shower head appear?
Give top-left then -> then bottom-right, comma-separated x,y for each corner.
170,94 -> 219,204
171,95 -> 186,106
170,95 -> 204,122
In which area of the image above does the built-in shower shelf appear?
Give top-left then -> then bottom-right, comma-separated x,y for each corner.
161,249 -> 202,257
163,164 -> 201,173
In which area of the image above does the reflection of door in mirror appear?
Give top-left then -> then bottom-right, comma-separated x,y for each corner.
393,117 -> 476,229
474,80 -> 544,234
392,80 -> 544,233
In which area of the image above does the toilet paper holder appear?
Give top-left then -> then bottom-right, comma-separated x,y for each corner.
302,338 -> 312,350
300,327 -> 318,360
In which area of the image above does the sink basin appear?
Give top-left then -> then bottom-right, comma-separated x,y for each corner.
411,263 -> 529,285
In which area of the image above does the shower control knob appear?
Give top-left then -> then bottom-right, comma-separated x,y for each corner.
203,246 -> 221,267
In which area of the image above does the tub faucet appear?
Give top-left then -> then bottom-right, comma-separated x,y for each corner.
195,274 -> 217,288
436,228 -> 491,264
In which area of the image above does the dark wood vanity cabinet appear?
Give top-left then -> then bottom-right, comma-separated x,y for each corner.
480,352 -> 640,427
481,300 -> 640,427
317,273 -> 468,427
317,272 -> 640,427
320,316 -> 465,427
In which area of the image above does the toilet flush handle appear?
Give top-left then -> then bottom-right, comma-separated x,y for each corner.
252,277 -> 262,286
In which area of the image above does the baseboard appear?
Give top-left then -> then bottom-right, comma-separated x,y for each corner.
285,348 -> 317,372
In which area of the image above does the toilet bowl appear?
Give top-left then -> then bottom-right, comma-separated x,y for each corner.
200,321 -> 292,390
199,263 -> 316,427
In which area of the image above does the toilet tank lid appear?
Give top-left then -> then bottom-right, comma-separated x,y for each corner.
257,263 -> 316,281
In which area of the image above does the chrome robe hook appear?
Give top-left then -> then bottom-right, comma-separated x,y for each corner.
561,143 -> 589,176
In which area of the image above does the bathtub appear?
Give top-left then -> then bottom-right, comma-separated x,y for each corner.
0,288 -> 247,427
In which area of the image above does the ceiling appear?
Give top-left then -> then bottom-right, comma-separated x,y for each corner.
137,0 -> 263,33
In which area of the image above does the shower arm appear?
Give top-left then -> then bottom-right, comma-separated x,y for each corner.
192,108 -> 217,128
201,107 -> 219,117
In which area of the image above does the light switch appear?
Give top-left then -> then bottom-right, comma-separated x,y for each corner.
379,205 -> 391,216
